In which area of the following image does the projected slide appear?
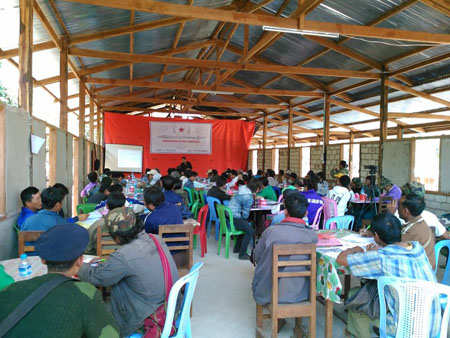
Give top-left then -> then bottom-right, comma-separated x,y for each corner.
105,144 -> 143,173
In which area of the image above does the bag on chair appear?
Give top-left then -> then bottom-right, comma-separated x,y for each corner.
143,234 -> 176,338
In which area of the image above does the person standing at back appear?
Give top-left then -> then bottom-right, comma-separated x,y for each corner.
228,178 -> 261,260
252,192 -> 318,305
0,224 -> 120,338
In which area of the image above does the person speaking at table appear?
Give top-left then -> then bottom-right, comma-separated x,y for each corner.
0,224 -> 120,338
177,156 -> 192,173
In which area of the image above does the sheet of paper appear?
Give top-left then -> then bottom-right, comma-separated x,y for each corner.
341,233 -> 375,247
31,134 -> 45,154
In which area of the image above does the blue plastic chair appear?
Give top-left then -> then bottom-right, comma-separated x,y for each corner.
206,196 -> 221,240
435,240 -> 450,285
324,215 -> 354,231
378,276 -> 450,338
161,262 -> 204,338
272,186 -> 281,199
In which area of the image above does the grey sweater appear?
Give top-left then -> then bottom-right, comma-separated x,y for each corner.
252,221 -> 318,305
78,231 -> 178,337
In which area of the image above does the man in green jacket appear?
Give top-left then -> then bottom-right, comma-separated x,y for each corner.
257,177 -> 277,201
0,224 -> 119,338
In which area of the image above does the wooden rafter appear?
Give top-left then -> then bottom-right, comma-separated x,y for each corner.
385,80 -> 450,107
61,0 -> 450,44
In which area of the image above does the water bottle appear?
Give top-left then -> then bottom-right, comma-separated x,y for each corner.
18,254 -> 32,277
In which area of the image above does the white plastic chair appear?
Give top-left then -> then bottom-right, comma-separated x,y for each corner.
378,276 -> 450,338
161,262 -> 204,338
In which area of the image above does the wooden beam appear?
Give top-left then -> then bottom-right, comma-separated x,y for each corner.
60,37 -> 69,130
62,0 -> 450,44
79,79 -> 86,139
390,52 -> 450,77
288,106 -> 293,169
70,48 -> 380,79
18,0 -> 33,114
86,77 -> 323,97
323,94 -> 330,174
389,113 -> 450,121
263,113 -> 267,171
420,0 -> 450,17
379,72 -> 388,182
99,95 -> 288,110
0,41 -> 55,60
89,100 -> 94,141
386,80 -> 450,107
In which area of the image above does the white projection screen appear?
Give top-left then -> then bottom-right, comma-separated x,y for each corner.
105,144 -> 143,173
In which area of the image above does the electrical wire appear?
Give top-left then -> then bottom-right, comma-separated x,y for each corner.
343,35 -> 442,47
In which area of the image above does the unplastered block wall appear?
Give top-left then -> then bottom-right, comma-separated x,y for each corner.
289,148 -> 301,174
247,150 -> 253,171
257,149 -> 263,169
360,143 -> 379,179
326,145 -> 341,179
0,104 -> 46,259
279,148 -> 288,172
310,146 -> 322,173
424,194 -> 450,216
264,149 -> 272,170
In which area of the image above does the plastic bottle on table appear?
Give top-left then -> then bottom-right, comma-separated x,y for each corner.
18,253 -> 32,277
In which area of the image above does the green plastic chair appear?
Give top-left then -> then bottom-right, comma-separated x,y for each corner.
13,223 -> 20,235
199,191 -> 206,207
183,187 -> 194,207
76,203 -> 97,215
190,200 -> 201,220
216,204 -> 245,259
81,197 -> 88,204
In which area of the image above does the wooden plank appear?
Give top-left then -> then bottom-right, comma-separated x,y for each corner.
379,73 -> 388,182
325,299 -> 333,338
89,100 -> 94,141
420,0 -> 450,17
62,0 -> 450,44
60,37 -> 69,130
390,52 -> 450,76
0,41 -> 55,60
18,0 -> 33,114
323,95 -> 330,173
263,113 -> 267,171
386,80 -> 450,107
86,77 -> 323,97
389,113 -> 450,121
100,95 -> 287,109
70,48 -> 380,79
0,104 -> 5,217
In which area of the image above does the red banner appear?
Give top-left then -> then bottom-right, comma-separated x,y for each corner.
104,113 -> 255,176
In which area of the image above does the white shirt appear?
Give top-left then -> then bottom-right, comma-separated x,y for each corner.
395,210 -> 446,237
226,176 -> 239,190
327,186 -> 352,217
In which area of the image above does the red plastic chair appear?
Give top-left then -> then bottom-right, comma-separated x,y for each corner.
193,205 -> 208,257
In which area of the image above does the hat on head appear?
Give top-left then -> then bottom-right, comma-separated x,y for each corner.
401,181 -> 425,198
149,169 -> 158,176
380,176 -> 392,190
104,206 -> 136,234
36,224 -> 88,261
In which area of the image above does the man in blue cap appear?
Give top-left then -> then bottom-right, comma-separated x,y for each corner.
0,224 -> 119,338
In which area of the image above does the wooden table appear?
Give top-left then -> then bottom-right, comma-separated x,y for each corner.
1,255 -> 98,282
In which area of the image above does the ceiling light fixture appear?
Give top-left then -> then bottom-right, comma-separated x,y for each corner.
262,26 -> 339,39
191,89 -> 234,95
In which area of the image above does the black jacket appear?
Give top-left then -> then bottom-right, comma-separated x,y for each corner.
207,186 -> 231,203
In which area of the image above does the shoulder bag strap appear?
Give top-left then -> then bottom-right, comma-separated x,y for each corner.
148,234 -> 173,302
0,274 -> 72,336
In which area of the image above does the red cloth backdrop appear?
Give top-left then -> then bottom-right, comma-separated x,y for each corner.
104,113 -> 255,176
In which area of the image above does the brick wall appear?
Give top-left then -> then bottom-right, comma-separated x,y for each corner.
360,143 -> 379,179
256,149 -> 272,170
310,146 -> 322,173
290,148 -> 301,174
326,145 -> 341,180
247,150 -> 253,171
425,194 -> 450,216
279,148 -> 288,172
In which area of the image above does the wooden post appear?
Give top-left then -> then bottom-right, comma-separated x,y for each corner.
18,0 -> 33,114
60,37 -> 69,130
79,79 -> 86,184
288,106 -> 293,170
397,126 -> 403,139
323,94 -> 330,176
96,110 -> 101,145
349,132 -> 354,178
262,113 -> 267,171
378,70 -> 388,183
89,99 -> 94,142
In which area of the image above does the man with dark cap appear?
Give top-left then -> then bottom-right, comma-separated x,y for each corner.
0,224 -> 119,338
78,209 -> 178,337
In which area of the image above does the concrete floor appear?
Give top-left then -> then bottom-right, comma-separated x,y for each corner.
190,237 -> 346,338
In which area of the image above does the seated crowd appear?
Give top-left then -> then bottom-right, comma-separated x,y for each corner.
2,159 -> 449,337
